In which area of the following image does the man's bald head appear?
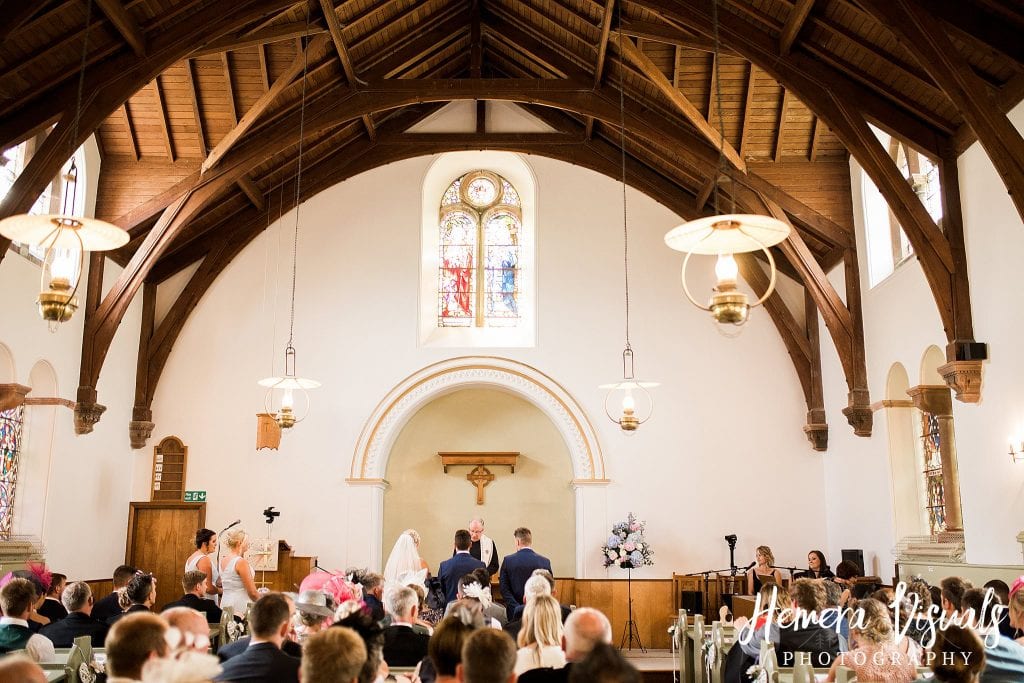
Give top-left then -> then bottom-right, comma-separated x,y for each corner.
0,655 -> 47,683
563,607 -> 612,661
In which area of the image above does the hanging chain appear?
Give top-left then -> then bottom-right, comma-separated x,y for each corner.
61,0 -> 95,215
710,0 -> 730,215
287,8 -> 313,347
616,0 -> 631,351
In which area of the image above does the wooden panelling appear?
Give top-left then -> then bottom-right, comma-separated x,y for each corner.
95,159 -> 202,221
565,579 -> 675,649
253,544 -> 318,594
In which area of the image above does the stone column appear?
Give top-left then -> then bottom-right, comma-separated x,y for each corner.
906,385 -> 963,535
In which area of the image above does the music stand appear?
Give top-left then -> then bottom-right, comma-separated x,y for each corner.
618,561 -> 646,652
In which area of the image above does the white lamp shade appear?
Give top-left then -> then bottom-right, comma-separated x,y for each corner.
0,214 -> 129,251
598,380 -> 660,389
257,376 -> 321,390
664,214 -> 790,255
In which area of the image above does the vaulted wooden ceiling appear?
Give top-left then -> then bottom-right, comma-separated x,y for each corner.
1,0 -> 1021,449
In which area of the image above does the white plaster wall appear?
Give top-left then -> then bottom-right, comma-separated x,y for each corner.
149,146 -> 827,577
0,231 -> 143,580
822,103 -> 1024,572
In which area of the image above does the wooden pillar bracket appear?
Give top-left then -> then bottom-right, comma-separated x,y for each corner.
803,409 -> 828,452
0,384 -> 32,412
130,406 -> 156,450
841,388 -> 873,437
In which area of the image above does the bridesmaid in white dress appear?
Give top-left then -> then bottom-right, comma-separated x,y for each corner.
184,528 -> 222,604
218,527 -> 260,618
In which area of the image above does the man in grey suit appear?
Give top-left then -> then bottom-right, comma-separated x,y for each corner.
499,527 -> 552,620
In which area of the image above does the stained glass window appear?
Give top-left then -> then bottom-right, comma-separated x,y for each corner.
920,411 -> 946,536
438,171 -> 522,328
0,406 -> 25,540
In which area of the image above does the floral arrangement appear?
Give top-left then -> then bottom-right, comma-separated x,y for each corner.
601,512 -> 654,568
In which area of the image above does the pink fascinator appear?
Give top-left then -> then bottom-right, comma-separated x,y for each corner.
26,562 -> 52,593
300,571 -> 358,607
1010,575 -> 1024,598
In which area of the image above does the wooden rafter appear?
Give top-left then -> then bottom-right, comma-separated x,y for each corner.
258,44 -> 271,90
809,115 -> 821,161
779,0 -> 815,55
610,31 -> 746,173
184,59 -> 207,156
202,34 -> 330,173
222,53 -> 238,126
739,63 -> 756,159
775,88 -> 791,162
695,175 -> 715,211
318,0 -> 376,140
96,0 -> 146,56
237,175 -> 266,210
193,20 -> 326,56
152,77 -> 174,161
121,103 -> 139,161
593,0 -> 616,88
856,0 -> 1024,225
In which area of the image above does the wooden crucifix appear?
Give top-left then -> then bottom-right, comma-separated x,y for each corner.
438,452 -> 519,506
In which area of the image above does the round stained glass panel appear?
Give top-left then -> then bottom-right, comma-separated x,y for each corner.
465,177 -> 497,207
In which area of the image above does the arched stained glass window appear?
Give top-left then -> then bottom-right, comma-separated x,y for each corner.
0,406 -> 24,539
438,171 -> 521,328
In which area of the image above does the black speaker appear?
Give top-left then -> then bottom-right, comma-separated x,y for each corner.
955,342 -> 988,361
680,590 -> 703,615
841,549 -> 864,574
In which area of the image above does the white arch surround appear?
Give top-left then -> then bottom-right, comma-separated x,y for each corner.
347,356 -> 609,577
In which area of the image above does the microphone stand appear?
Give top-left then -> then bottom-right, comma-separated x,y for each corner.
685,567 -> 740,620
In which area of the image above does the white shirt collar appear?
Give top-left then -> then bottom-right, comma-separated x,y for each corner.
0,616 -> 29,627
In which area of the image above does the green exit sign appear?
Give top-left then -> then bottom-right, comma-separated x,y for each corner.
184,490 -> 207,502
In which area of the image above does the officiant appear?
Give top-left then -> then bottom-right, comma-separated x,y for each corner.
466,517 -> 500,575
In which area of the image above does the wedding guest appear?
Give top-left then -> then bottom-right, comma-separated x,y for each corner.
825,598 -> 918,682
382,585 -> 431,666
108,572 -> 157,625
162,606 -> 213,653
302,627 -> 366,683
0,578 -> 55,662
38,573 -> 67,622
161,570 -> 222,623
422,607 -> 485,683
1009,580 -> 1024,644
334,608 -> 387,683
776,578 -> 840,668
983,580 -> 1017,639
105,612 -> 170,681
215,593 -> 299,683
940,577 -> 972,618
927,624 -> 985,683
518,608 -> 612,683
746,546 -> 783,595
185,528 -> 222,603
499,528 -> 552,621
963,587 -> 1024,682
460,628 -> 516,683
39,581 -> 108,647
515,594 -> 566,676
293,589 -> 335,643
0,654 -> 47,683
568,642 -> 640,683
92,564 -> 137,623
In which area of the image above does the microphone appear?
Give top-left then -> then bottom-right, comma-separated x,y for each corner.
221,519 -> 241,531
741,561 -> 756,571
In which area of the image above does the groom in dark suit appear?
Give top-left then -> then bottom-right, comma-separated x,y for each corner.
437,530 -> 486,603
499,527 -> 553,620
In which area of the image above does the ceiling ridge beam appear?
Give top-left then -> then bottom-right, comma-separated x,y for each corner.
610,30 -> 746,173
779,0 -> 814,56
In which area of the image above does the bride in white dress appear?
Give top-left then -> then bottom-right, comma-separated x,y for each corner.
383,529 -> 429,584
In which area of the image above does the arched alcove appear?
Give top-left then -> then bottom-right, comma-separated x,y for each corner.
347,356 -> 608,577
920,345 -> 946,385
0,343 -> 15,383
382,387 -> 575,575
883,362 -> 924,539
15,360 -> 59,541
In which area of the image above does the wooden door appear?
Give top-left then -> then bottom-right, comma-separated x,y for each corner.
126,502 -> 206,609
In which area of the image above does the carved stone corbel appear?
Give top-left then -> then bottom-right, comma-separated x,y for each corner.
841,389 -> 873,437
129,406 -> 156,449
0,383 -> 32,411
937,360 -> 983,403
74,386 -> 106,435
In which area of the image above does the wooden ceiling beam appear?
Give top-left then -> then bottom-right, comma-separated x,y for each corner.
482,6 -> 591,82
738,63 -> 756,159
630,0 -> 947,156
0,3 -> 49,42
0,0 -> 300,263
809,115 -> 821,161
610,31 -> 746,173
203,34 -> 330,173
952,71 -> 1024,154
320,0 -> 376,139
96,0 -> 147,56
857,0 -> 1024,225
774,88 -> 791,162
192,20 -> 326,56
593,0 -> 616,87
237,175 -> 265,210
152,77 -> 174,161
222,53 -> 238,126
925,0 -> 1024,65
617,18 -> 735,55
120,103 -> 139,161
779,0 -> 815,56
184,59 -> 207,156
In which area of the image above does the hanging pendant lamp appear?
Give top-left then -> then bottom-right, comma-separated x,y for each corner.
0,0 -> 128,330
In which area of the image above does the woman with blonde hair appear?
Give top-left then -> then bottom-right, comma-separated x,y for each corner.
514,594 -> 566,675
825,598 -> 918,682
746,545 -> 783,595
218,527 -> 259,618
